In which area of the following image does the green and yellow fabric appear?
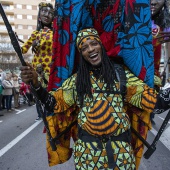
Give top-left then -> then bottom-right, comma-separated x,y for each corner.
47,67 -> 157,169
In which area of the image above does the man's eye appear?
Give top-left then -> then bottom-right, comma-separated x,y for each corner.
92,42 -> 98,45
81,47 -> 87,51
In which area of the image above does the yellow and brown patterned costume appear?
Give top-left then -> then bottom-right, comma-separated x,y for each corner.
46,67 -> 159,170
21,28 -> 53,74
125,75 -> 162,169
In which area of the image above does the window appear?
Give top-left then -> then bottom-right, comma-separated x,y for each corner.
2,5 -> 10,10
0,25 -> 7,30
18,35 -> 23,39
0,25 -> 14,31
0,43 -> 14,52
17,15 -> 22,19
18,25 -> 23,29
8,15 -> 14,21
0,35 -> 10,41
26,5 -> 32,10
28,25 -> 33,30
27,15 -> 32,20
16,4 -> 22,9
10,5 -> 14,10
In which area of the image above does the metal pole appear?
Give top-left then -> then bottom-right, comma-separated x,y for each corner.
164,43 -> 169,81
167,42 -> 170,79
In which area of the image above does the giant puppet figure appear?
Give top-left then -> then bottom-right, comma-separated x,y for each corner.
46,0 -> 154,168
151,0 -> 170,77
150,0 -> 170,125
122,0 -> 170,168
21,2 -> 54,74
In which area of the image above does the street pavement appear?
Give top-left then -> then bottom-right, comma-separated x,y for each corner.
0,104 -> 170,170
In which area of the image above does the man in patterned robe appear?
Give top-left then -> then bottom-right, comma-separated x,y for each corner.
20,28 -> 170,170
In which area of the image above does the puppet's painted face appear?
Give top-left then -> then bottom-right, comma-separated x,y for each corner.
39,6 -> 54,26
81,39 -> 102,67
151,0 -> 165,16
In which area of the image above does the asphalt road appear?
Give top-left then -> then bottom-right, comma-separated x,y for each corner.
0,103 -> 170,170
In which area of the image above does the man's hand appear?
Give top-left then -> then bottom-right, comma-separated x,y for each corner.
20,62 -> 39,87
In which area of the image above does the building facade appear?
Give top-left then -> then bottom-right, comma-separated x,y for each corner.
0,0 -> 55,70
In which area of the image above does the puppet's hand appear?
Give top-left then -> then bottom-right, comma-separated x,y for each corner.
156,31 -> 170,44
31,40 -> 39,54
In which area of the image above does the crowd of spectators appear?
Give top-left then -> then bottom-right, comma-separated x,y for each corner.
0,68 -> 34,115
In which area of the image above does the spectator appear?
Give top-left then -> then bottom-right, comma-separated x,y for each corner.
2,73 -> 13,112
0,69 -> 6,109
0,82 -> 3,114
19,82 -> 34,106
0,73 -> 3,111
12,75 -> 20,108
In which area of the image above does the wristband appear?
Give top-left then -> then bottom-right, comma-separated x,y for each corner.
31,82 -> 41,91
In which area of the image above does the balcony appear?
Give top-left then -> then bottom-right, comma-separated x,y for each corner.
0,20 -> 14,25
0,30 -> 8,34
3,10 -> 14,15
1,1 -> 14,5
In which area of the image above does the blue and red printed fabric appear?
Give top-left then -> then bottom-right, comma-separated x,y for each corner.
48,0 -> 154,91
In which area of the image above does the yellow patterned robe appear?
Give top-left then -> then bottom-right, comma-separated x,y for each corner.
125,75 -> 162,169
21,28 -> 53,73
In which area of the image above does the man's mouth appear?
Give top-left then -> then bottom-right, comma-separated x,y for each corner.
90,53 -> 98,59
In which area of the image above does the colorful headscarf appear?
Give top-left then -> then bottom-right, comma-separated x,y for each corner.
76,28 -> 101,51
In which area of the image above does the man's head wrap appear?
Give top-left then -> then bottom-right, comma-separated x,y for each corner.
76,28 -> 101,51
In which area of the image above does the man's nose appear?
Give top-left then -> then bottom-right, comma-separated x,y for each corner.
88,45 -> 94,52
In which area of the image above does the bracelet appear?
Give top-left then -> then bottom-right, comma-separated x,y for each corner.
31,82 -> 41,91
34,85 -> 41,91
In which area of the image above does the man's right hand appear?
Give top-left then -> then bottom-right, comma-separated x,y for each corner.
20,62 -> 39,88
